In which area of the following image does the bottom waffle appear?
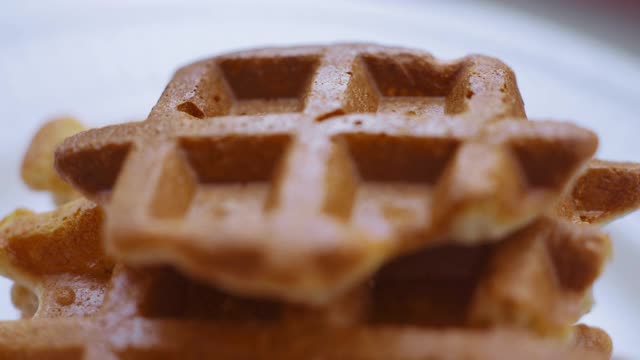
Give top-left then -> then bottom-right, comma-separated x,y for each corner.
0,320 -> 609,359
0,266 -> 611,360
0,198 -> 613,359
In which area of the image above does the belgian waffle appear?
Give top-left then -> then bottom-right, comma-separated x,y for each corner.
6,44 -> 640,359
0,197 -> 611,359
555,159 -> 640,223
55,44 -> 598,303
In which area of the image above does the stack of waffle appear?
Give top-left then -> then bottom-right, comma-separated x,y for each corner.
2,44 -> 639,359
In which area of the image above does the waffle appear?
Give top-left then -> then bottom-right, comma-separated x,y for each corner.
24,119 -> 634,229
54,44 -> 598,303
10,284 -> 38,319
555,159 -> 640,223
21,117 -> 85,205
0,200 -> 112,318
0,195 -> 611,359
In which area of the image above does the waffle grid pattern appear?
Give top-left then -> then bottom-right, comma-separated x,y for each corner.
55,44 -> 598,303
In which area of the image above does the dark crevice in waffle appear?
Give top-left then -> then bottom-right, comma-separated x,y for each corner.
176,101 -> 205,119
362,53 -> 459,97
371,243 -> 494,326
54,142 -> 132,197
182,281 -> 283,321
100,266 -> 188,319
178,135 -> 291,184
136,269 -> 195,319
342,134 -> 460,184
114,267 -> 283,321
130,243 -> 496,328
219,55 -> 320,115
315,109 -> 346,122
545,222 -> 607,292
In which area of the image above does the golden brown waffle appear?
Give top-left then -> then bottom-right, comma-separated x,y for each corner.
21,117 -> 85,205
0,197 -> 611,359
555,159 -> 640,223
0,264 -> 612,360
371,217 -> 610,337
31,118 -> 637,225
55,44 -> 598,304
0,200 -> 112,318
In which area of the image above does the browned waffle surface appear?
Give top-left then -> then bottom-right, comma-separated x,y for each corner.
21,117 -> 85,205
0,200 -> 611,358
55,44 -> 598,303
555,159 -> 640,223
0,265 -> 612,360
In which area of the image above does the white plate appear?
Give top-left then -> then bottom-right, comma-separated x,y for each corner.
1,0 -> 639,356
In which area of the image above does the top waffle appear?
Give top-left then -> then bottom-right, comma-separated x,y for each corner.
55,44 -> 597,303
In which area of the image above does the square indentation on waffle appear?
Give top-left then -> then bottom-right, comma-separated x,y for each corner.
148,134 -> 292,220
169,48 -> 323,119
219,55 -> 320,115
346,53 -> 460,117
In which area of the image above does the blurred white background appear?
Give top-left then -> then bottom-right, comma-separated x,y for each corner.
1,0 -> 639,357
